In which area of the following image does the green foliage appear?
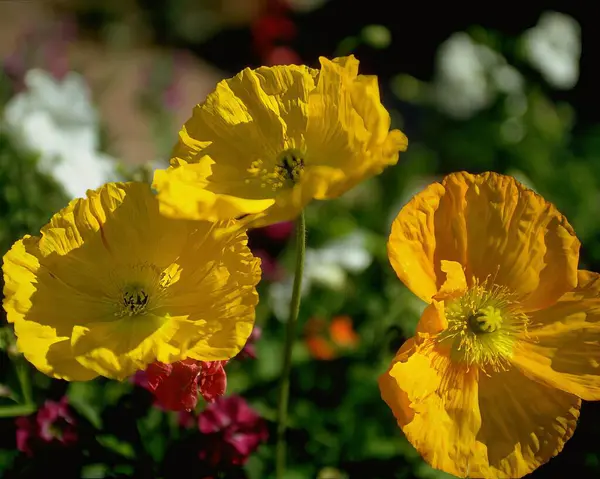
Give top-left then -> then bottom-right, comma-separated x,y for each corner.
0,129 -> 69,258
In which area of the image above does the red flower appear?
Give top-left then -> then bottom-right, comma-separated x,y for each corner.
252,14 -> 297,57
16,397 -> 77,456
197,361 -> 228,403
265,46 -> 302,66
137,359 -> 228,411
198,396 -> 268,466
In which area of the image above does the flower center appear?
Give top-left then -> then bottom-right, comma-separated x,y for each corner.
48,417 -> 71,440
121,285 -> 149,316
245,149 -> 305,192
277,150 -> 304,182
467,306 -> 503,334
111,263 -> 179,318
438,283 -> 528,372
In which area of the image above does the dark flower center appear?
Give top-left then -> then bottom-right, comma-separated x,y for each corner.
121,285 -> 149,316
279,151 -> 304,182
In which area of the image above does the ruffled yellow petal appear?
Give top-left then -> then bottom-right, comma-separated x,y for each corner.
379,338 -> 580,478
304,56 -> 408,199
70,314 -> 180,380
12,323 -> 98,381
3,234 -> 113,380
154,55 -> 407,227
2,182 -> 261,380
513,270 -> 600,400
388,172 -> 579,309
154,161 -> 275,222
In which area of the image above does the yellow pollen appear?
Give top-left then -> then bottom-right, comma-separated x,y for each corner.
245,150 -> 305,192
437,281 -> 529,372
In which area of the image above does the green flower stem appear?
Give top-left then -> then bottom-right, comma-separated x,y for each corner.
15,357 -> 33,406
275,211 -> 306,479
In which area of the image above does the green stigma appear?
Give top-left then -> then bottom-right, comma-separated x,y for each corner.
468,305 -> 503,334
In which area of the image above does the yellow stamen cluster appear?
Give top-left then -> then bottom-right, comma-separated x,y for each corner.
438,282 -> 529,372
245,149 -> 305,191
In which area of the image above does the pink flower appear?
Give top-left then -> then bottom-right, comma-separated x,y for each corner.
178,410 -> 197,429
247,221 -> 293,281
253,248 -> 284,281
237,325 -> 262,360
16,397 -> 77,456
198,396 -> 268,466
262,221 -> 294,241
136,359 -> 228,411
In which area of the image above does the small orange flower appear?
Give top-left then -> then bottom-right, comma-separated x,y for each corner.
305,316 -> 359,360
329,315 -> 359,348
379,172 -> 600,478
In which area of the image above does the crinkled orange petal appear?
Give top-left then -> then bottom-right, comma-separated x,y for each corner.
379,339 -> 481,477
416,300 -> 448,335
472,367 -> 580,478
434,259 -> 467,300
513,270 -> 600,400
388,172 -> 579,310
388,182 -> 445,303
380,339 -> 580,478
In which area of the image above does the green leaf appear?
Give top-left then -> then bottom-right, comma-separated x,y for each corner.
68,382 -> 102,429
96,434 -> 136,459
0,403 -> 36,417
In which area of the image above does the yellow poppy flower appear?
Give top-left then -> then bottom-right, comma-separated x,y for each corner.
152,55 -> 407,228
2,182 -> 261,381
379,171 -> 600,478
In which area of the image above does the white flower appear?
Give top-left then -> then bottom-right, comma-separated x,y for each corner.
524,12 -> 581,90
433,32 -> 524,119
268,231 -> 373,321
305,232 -> 372,289
3,69 -> 117,199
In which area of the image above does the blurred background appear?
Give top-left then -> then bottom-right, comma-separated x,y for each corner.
1,1 -> 600,478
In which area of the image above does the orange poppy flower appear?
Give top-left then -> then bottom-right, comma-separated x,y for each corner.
380,172 -> 600,478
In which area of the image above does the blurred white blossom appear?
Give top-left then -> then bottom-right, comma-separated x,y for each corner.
433,32 -> 524,119
3,69 -> 118,198
524,12 -> 581,90
269,231 -> 373,321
